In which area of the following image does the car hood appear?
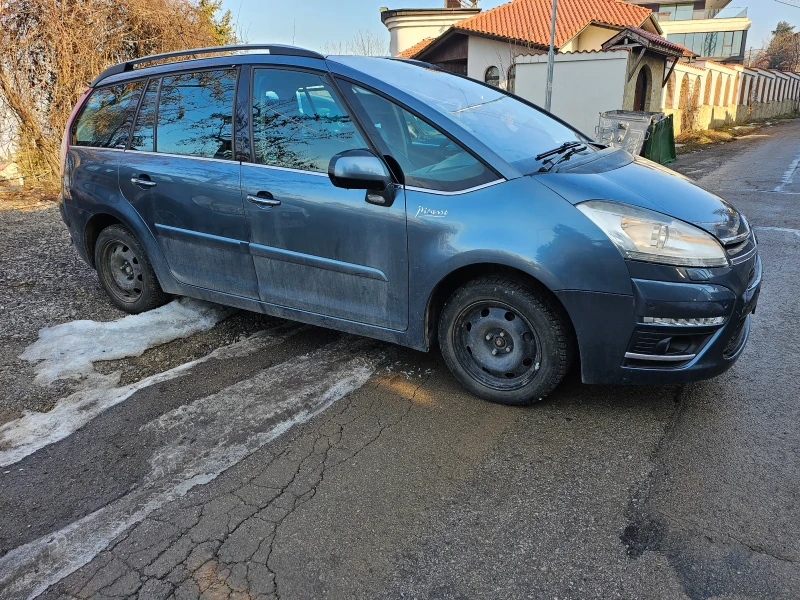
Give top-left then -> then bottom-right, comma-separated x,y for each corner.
536,150 -> 746,241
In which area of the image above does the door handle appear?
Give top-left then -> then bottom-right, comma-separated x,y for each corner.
131,177 -> 156,188
247,193 -> 281,208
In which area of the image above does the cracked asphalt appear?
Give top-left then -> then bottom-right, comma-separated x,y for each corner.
0,119 -> 799,600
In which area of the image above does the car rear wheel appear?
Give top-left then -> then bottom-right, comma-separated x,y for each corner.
95,225 -> 169,314
438,276 -> 573,406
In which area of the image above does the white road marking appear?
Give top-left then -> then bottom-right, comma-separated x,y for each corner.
774,146 -> 800,193
0,338 -> 377,600
20,298 -> 234,385
0,325 -> 297,468
754,226 -> 800,238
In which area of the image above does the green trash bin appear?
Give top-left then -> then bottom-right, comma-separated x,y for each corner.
642,114 -> 677,166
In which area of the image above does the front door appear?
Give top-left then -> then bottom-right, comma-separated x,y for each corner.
241,67 -> 408,330
119,69 -> 259,299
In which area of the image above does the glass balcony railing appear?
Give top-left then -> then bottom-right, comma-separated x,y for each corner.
656,7 -> 748,22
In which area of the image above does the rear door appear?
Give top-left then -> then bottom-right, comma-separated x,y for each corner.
119,69 -> 258,299
240,66 -> 408,330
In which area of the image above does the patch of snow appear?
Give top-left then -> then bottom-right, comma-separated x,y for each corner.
20,298 -> 235,385
0,338 -> 378,600
0,325 -> 297,468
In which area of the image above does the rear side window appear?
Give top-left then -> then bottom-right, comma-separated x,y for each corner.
73,81 -> 145,148
348,85 -> 497,192
156,70 -> 236,159
131,79 -> 158,152
251,68 -> 367,172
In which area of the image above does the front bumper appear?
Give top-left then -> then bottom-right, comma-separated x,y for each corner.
556,253 -> 762,385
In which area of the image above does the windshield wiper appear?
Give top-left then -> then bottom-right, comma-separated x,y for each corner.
537,144 -> 588,173
535,141 -> 585,162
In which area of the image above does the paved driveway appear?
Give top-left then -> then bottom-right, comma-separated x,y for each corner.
0,120 -> 798,600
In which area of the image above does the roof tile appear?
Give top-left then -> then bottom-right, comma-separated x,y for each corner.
453,0 -> 652,47
397,37 -> 436,58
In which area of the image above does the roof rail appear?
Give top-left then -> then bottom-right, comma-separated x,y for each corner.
91,44 -> 324,86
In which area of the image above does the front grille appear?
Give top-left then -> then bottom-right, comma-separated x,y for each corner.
725,230 -> 758,265
723,317 -> 748,358
631,332 -> 666,355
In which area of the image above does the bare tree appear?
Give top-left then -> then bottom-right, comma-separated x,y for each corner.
323,30 -> 389,56
0,0 -> 237,186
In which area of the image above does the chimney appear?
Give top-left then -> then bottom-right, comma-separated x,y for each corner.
446,0 -> 462,7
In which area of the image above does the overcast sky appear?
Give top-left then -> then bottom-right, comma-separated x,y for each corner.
222,0 -> 799,55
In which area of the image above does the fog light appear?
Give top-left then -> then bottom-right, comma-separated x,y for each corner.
642,316 -> 726,326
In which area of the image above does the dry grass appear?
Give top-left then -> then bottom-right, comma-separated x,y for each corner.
0,188 -> 56,212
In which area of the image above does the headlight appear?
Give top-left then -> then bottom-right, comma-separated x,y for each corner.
576,200 -> 728,268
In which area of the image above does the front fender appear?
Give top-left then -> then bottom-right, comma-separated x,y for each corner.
408,176 -> 632,310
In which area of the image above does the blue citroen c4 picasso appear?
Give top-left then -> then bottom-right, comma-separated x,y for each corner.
59,44 -> 762,405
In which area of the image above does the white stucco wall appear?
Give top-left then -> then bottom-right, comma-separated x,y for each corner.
514,51 -> 629,137
575,25 -> 618,52
467,36 -> 532,88
383,9 -> 479,56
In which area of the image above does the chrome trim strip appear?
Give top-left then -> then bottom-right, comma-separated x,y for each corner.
404,179 -> 505,196
625,352 -> 697,362
72,146 -> 127,153
243,162 -> 329,177
729,244 -> 758,265
124,150 -> 237,165
249,243 -> 388,282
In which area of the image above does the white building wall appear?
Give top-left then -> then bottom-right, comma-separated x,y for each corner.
514,52 -> 629,136
467,36 -> 530,86
382,9 -> 479,56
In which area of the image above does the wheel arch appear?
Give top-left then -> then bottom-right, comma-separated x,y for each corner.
84,213 -> 123,268
423,262 -> 577,357
80,208 -> 178,294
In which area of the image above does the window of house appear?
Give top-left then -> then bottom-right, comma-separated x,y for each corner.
74,81 -> 146,148
668,30 -> 744,58
659,3 -> 694,21
131,79 -> 158,152
507,65 -> 516,94
155,70 -> 236,159
485,66 -> 500,87
347,85 -> 497,192
251,68 -> 367,172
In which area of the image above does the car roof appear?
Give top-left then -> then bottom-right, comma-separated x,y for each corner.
91,44 -> 328,87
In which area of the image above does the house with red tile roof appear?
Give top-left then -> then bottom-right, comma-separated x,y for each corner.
382,0 -> 663,86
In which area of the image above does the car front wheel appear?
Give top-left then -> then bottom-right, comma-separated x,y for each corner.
438,276 -> 573,406
94,224 -> 169,314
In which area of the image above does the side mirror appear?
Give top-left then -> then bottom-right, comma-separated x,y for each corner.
328,149 -> 392,192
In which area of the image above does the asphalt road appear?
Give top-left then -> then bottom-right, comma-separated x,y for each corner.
0,119 -> 798,600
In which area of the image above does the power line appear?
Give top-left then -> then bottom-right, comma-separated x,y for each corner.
774,0 -> 800,7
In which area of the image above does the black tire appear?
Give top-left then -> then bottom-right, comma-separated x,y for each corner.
94,224 -> 169,314
438,276 -> 573,406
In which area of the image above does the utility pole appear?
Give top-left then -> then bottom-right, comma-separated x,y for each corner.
545,0 -> 558,112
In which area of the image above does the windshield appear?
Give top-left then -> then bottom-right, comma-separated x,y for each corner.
331,56 -> 595,174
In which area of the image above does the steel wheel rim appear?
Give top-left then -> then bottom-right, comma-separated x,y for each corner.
103,241 -> 144,303
452,301 -> 542,391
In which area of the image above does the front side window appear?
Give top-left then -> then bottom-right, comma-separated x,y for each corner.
156,70 -> 236,159
251,68 -> 367,172
333,56 -> 591,175
74,81 -> 145,148
485,66 -> 500,87
349,85 -> 496,192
